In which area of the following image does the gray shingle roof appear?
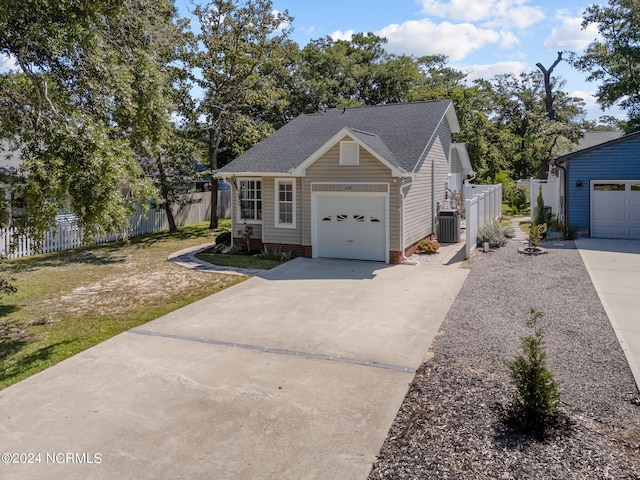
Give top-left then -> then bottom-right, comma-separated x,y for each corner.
219,100 -> 455,174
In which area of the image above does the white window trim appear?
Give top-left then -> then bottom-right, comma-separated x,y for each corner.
275,178 -> 296,229
340,140 -> 359,166
237,178 -> 263,224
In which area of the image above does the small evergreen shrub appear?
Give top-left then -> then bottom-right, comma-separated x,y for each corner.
507,309 -> 561,435
215,231 -> 232,246
534,186 -> 546,225
477,220 -> 509,248
528,223 -> 547,247
416,238 -> 440,254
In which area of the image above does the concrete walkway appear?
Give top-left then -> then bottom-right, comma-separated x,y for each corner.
0,258 -> 468,480
575,238 -> 640,391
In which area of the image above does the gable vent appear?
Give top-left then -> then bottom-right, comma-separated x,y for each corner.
340,141 -> 359,166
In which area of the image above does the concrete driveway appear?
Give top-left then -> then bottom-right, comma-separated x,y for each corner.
0,258 -> 468,480
576,239 -> 640,390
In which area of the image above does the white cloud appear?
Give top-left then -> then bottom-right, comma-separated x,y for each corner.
272,10 -> 291,32
456,61 -> 529,81
544,15 -> 600,50
569,89 -> 628,121
420,0 -> 544,29
421,0 -> 493,22
376,19 -> 501,61
570,89 -> 604,120
0,53 -> 20,73
499,30 -> 519,49
329,29 -> 355,41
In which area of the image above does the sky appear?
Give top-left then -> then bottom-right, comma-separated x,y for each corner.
258,0 -> 624,120
262,0 -> 625,120
176,0 -> 621,122
0,0 -> 619,122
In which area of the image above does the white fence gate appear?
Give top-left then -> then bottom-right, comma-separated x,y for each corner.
0,191 -> 229,259
464,184 -> 502,259
529,176 -> 560,220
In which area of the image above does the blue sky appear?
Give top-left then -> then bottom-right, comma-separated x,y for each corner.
176,0 -> 619,121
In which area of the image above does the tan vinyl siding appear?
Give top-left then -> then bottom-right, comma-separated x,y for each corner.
451,147 -> 463,174
262,177 -> 304,245
403,122 -> 452,247
302,139 -> 398,248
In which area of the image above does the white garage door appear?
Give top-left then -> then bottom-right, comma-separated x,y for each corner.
314,194 -> 387,261
591,180 -> 640,239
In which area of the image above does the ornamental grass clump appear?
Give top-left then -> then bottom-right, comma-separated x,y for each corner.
477,220 -> 509,248
507,309 -> 561,435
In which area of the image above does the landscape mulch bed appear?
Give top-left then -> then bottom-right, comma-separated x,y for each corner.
369,239 -> 640,479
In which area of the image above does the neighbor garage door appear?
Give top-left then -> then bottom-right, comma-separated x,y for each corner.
314,193 -> 387,261
591,180 -> 640,239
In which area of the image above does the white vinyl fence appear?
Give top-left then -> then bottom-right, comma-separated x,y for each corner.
0,190 -> 230,259
464,183 -> 502,259
529,176 -> 560,219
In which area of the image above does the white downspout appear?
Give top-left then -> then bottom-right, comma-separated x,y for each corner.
432,154 -> 436,235
400,178 -> 413,261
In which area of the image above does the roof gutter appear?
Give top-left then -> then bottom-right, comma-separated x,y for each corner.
400,177 -> 413,262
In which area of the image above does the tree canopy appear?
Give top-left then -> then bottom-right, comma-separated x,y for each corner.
571,0 -> 640,132
0,0 -> 174,240
183,0 -> 293,228
0,0 -> 602,243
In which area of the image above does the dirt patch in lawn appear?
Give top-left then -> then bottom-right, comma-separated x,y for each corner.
58,264 -> 221,315
0,223 -> 243,389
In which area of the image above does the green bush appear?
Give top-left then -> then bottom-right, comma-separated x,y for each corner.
215,231 -> 232,246
506,184 -> 529,214
416,238 -> 440,255
528,223 -> 547,247
507,309 -> 561,435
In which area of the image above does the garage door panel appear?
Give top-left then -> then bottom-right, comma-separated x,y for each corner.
592,181 -> 640,240
315,194 -> 387,262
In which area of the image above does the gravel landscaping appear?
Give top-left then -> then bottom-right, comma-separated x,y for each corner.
369,237 -> 640,479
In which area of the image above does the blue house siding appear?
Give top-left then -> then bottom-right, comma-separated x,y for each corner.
564,134 -> 640,233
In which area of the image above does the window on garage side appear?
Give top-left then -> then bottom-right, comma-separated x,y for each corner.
593,183 -> 625,191
239,179 -> 262,222
275,179 -> 295,228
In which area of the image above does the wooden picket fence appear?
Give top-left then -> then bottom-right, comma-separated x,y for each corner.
0,191 -> 230,259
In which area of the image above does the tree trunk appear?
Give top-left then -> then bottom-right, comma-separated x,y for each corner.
208,127 -> 221,229
209,180 -> 219,229
163,200 -> 177,232
155,153 -> 177,232
536,52 -> 563,121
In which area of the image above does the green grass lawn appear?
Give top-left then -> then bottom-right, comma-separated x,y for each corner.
0,220 -> 245,390
195,252 -> 287,270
